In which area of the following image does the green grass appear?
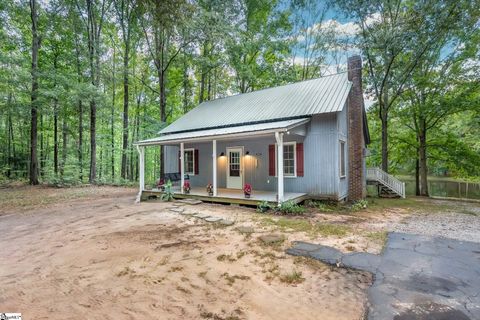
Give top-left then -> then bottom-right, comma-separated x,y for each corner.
280,270 -> 305,284
365,231 -> 388,246
261,216 -> 351,238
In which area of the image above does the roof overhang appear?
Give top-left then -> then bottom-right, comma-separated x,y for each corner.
134,118 -> 310,146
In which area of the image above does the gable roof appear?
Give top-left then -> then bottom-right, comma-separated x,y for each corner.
160,72 -> 352,135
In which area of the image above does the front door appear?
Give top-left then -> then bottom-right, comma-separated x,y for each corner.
226,147 -> 243,189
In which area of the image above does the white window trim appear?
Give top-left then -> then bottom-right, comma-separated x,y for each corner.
275,141 -> 297,178
339,140 -> 346,179
184,148 -> 195,175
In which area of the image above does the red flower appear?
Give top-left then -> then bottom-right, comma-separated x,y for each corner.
243,183 -> 252,193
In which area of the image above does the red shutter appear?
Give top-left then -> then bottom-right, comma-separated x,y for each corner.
296,143 -> 304,177
178,150 -> 181,173
268,145 -> 275,176
194,149 -> 199,175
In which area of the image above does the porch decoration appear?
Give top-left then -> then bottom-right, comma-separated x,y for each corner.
243,183 -> 252,198
183,181 -> 191,194
206,183 -> 213,196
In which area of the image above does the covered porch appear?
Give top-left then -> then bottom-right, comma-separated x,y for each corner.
141,187 -> 307,205
134,118 -> 310,205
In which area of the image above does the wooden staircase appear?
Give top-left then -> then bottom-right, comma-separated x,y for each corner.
366,167 -> 406,198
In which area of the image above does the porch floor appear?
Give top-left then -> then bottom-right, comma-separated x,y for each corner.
142,187 -> 308,205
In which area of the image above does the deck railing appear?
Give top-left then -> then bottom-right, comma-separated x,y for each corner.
367,167 -> 406,198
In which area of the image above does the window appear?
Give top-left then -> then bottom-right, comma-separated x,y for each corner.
283,143 -> 295,176
184,149 -> 194,174
340,141 -> 346,178
275,142 -> 296,177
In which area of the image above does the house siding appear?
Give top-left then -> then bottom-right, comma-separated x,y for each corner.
164,113 -> 342,199
337,103 -> 349,200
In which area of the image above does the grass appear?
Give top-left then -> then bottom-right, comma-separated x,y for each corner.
365,231 -> 388,250
217,254 -> 237,262
280,270 -> 305,285
261,216 -> 351,238
221,272 -> 250,286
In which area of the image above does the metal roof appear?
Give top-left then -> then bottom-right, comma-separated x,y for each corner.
135,118 -> 310,146
160,72 -> 351,134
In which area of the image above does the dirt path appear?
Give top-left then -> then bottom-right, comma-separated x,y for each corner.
0,187 -> 371,320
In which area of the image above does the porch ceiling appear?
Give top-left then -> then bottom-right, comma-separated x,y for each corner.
134,117 -> 310,146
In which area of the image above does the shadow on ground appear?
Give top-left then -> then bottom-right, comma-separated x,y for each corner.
287,232 -> 480,320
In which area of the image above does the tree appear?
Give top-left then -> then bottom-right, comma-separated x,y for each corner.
29,0 -> 41,185
336,0 -> 474,172
114,0 -> 137,179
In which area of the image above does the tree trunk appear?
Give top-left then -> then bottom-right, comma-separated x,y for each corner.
121,44 -> 129,179
111,42 -> 116,180
29,0 -> 40,185
61,117 -> 67,176
415,154 -> 420,196
158,68 -> 166,177
78,100 -> 83,181
418,119 -> 429,196
380,110 -> 388,173
54,99 -> 58,175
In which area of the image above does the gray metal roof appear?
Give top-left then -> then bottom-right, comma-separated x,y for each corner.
160,72 -> 351,134
135,118 -> 310,146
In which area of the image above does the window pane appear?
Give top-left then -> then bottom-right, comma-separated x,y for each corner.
340,142 -> 345,177
283,144 -> 295,176
184,150 -> 194,174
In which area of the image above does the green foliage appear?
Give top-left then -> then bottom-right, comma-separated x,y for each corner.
276,200 -> 306,215
257,200 -> 272,213
350,200 -> 368,212
161,180 -> 174,202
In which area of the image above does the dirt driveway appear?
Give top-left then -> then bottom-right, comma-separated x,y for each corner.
0,186 -> 372,320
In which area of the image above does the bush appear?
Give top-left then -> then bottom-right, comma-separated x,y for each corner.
257,200 -> 272,213
350,199 -> 368,211
276,200 -> 305,215
161,180 -> 174,201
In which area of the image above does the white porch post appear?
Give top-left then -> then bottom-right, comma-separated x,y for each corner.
212,140 -> 217,196
180,142 -> 185,194
275,132 -> 284,204
136,145 -> 145,202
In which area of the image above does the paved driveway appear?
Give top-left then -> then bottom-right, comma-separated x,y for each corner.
287,232 -> 480,320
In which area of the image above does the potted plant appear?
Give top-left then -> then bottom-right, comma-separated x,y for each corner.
244,183 -> 252,198
206,183 -> 213,196
183,181 -> 191,194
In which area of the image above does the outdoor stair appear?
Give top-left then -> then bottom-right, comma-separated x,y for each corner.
366,167 -> 406,198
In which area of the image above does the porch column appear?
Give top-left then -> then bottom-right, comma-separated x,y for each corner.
212,140 -> 217,196
136,145 -> 145,202
180,142 -> 185,194
275,132 -> 284,204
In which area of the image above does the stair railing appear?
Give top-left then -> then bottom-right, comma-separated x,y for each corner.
366,167 -> 406,198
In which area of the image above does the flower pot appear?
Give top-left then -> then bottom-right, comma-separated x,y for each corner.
208,191 -> 213,196
244,193 -> 251,198
184,190 -> 190,194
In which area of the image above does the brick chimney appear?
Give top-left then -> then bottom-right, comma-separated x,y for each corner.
347,55 -> 366,201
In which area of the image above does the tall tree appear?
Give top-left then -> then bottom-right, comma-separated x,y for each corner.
78,0 -> 109,183
336,0 -> 472,172
29,0 -> 40,185
114,0 -> 137,179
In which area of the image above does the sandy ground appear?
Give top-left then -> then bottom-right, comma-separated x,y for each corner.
3,187 -> 474,319
0,186 -> 376,320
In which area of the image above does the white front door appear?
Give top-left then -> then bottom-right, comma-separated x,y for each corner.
226,147 -> 243,189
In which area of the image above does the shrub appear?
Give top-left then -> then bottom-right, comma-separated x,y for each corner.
276,200 -> 305,215
350,199 -> 368,211
257,200 -> 272,213
161,180 -> 174,201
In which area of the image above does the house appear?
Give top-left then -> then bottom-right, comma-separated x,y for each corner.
135,55 -> 374,204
